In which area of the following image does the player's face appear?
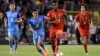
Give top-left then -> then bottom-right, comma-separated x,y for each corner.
52,3 -> 58,10
32,11 -> 38,18
81,6 -> 86,11
9,4 -> 15,11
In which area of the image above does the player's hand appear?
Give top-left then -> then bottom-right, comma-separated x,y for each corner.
16,18 -> 22,23
33,31 -> 37,34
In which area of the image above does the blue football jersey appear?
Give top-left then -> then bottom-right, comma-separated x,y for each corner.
5,11 -> 20,31
29,15 -> 46,32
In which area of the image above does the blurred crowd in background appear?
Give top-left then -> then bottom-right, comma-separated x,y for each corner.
0,0 -> 100,45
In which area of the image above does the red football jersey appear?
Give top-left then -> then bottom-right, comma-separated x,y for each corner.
76,11 -> 91,30
47,9 -> 66,30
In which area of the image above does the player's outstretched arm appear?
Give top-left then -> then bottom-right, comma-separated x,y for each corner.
16,18 -> 22,23
46,12 -> 59,24
63,15 -> 68,26
46,17 -> 59,24
73,15 -> 79,23
48,19 -> 59,24
4,18 -> 7,27
62,9 -> 68,26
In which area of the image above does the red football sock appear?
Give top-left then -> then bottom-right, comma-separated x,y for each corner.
83,44 -> 88,53
57,40 -> 60,52
55,39 -> 60,54
52,44 -> 55,53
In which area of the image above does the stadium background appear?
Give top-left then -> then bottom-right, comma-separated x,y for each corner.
0,0 -> 100,45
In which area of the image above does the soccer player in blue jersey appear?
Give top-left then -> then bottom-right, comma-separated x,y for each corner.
4,3 -> 22,54
29,9 -> 49,56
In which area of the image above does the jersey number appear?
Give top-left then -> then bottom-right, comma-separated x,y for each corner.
80,17 -> 88,25
36,24 -> 39,28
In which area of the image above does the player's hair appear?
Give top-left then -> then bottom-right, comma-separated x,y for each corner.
52,0 -> 58,3
32,9 -> 38,12
80,4 -> 88,10
9,2 -> 15,6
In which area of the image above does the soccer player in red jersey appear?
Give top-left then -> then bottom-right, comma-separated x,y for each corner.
75,4 -> 91,55
47,1 -> 67,56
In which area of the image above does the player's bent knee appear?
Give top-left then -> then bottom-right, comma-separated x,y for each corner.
87,38 -> 90,43
14,40 -> 18,42
36,44 -> 41,50
39,40 -> 43,45
9,37 -> 14,41
82,38 -> 88,44
40,42 -> 44,45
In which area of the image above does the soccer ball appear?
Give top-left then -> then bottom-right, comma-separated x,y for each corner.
56,52 -> 64,56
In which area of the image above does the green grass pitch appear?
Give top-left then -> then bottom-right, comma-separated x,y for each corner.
0,45 -> 100,56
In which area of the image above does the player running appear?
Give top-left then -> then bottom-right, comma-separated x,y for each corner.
75,4 -> 91,55
29,9 -> 49,56
4,3 -> 22,54
47,1 -> 67,56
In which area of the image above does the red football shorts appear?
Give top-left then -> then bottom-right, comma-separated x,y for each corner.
49,29 -> 63,41
78,27 -> 90,39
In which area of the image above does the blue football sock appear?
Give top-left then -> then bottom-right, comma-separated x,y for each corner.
41,44 -> 46,50
14,41 -> 18,50
9,41 -> 13,48
37,49 -> 44,55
